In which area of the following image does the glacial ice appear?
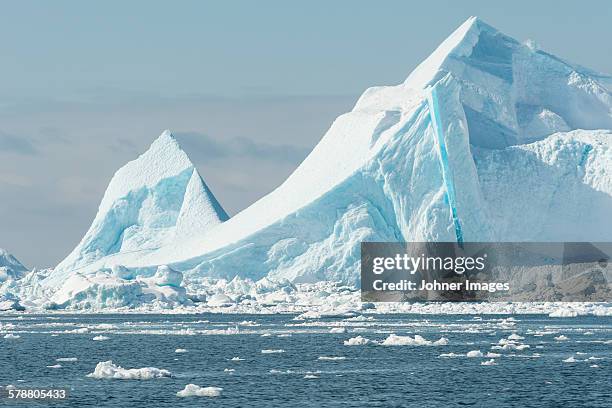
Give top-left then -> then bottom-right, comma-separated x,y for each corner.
3,17 -> 612,312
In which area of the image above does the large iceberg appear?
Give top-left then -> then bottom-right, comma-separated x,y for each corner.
23,17 -> 612,306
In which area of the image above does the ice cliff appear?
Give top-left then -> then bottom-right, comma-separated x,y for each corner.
8,17 -> 612,309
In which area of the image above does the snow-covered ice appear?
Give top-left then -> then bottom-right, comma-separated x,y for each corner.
87,361 -> 171,380
343,336 -> 372,346
467,350 -> 484,358
176,384 -> 222,397
380,334 -> 448,346
92,335 -> 109,341
562,356 -> 577,363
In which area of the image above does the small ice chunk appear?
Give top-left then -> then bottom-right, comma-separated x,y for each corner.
486,352 -> 501,358
56,357 -> 78,362
46,364 -> 62,369
439,353 -> 461,358
154,265 -> 183,287
554,335 -> 569,341
261,349 -> 285,354
318,356 -> 346,361
562,356 -> 577,363
304,374 -> 319,379
343,336 -> 371,346
175,349 -> 188,353
481,359 -> 497,366
93,336 -> 109,341
223,368 -> 235,373
466,350 -> 484,358
508,333 -> 524,340
380,334 -> 448,346
230,357 -> 244,361
549,309 -> 578,318
329,327 -> 347,334
176,384 -> 222,398
3,334 -> 20,339
590,364 -> 600,368
434,337 -> 449,346
87,361 -> 171,380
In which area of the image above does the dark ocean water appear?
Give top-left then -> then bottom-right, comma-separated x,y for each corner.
0,313 -> 610,407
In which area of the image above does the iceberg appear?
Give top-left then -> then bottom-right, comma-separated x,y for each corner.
14,17 -> 612,309
0,249 -> 27,282
48,130 -> 228,286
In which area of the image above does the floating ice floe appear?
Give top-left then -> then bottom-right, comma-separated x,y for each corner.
590,364 -> 600,368
486,352 -> 501,358
87,361 -> 171,380
92,335 -> 109,341
318,356 -> 346,361
562,357 -> 577,363
467,350 -> 484,358
56,357 -> 77,362
554,335 -> 569,341
304,375 -> 319,379
507,333 -> 525,341
175,348 -> 188,353
177,384 -> 222,398
261,349 -> 285,354
439,353 -> 461,358
549,309 -> 579,318
3,333 -> 20,339
329,327 -> 347,334
46,364 -> 62,369
481,359 -> 497,366
380,334 -> 448,346
230,357 -> 244,361
223,368 -> 235,373
343,336 -> 371,346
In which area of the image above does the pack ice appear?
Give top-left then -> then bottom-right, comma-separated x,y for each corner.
6,17 -> 612,310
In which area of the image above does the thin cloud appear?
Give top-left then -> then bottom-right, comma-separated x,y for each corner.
0,131 -> 38,155
174,131 -> 309,164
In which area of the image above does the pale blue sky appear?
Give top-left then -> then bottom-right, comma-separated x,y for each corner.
1,1 -> 611,267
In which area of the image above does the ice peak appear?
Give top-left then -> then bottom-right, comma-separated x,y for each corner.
403,16 -> 515,90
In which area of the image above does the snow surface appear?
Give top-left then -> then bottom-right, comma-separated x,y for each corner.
3,17 -> 612,311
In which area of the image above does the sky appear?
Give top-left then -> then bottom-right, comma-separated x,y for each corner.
1,0 -> 611,268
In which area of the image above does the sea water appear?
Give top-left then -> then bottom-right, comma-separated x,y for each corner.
0,313 -> 610,407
